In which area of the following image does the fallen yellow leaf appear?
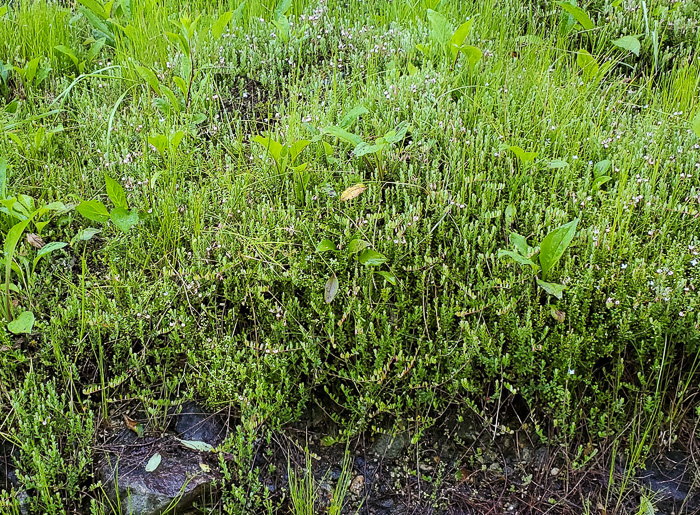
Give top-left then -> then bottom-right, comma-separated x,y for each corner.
340,183 -> 367,202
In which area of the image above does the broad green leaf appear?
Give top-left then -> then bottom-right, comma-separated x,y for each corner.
316,239 -> 337,253
339,105 -> 368,129
87,37 -> 106,61
376,271 -> 396,285
7,311 -> 34,334
77,200 -> 110,223
353,142 -> 383,157
289,140 -> 310,162
427,9 -> 452,46
461,45 -> 482,73
509,145 -> 538,163
449,19 -> 474,59
450,19 -> 474,49
71,227 -> 101,244
36,241 -> 68,258
358,248 -> 387,266
593,159 -> 611,176
346,239 -> 370,255
498,250 -> 537,269
340,183 -> 367,202
384,121 -> 409,144
54,45 -> 80,68
323,126 -> 363,147
169,130 -> 185,152
148,134 -> 168,156
557,1 -> 595,30
536,279 -> 566,299
77,0 -> 108,19
274,0 -> 292,17
0,158 -> 6,198
105,175 -> 127,209
548,159 -> 569,169
161,85 -> 180,114
165,31 -> 189,56
145,453 -> 162,472
232,1 -> 246,22
33,242 -> 68,273
692,112 -> 700,138
324,274 -> 339,304
173,76 -> 188,97
252,135 -> 284,164
272,14 -> 289,42
539,218 -> 579,279
111,207 -> 139,232
592,175 -> 612,192
509,233 -> 531,257
211,11 -> 234,40
134,64 -> 161,95
179,439 -> 215,452
576,49 -> 599,81
611,35 -> 640,56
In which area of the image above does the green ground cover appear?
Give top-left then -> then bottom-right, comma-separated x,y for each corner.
0,0 -> 699,512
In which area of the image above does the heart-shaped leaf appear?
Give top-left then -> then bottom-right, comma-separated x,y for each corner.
111,207 -> 139,232
7,311 -> 34,334
611,35 -> 640,56
145,453 -> 162,472
324,274 -> 339,304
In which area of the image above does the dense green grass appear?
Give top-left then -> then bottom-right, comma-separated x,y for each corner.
0,0 -> 699,512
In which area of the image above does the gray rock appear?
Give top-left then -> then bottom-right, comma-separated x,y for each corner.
371,433 -> 410,460
170,401 -> 226,446
99,429 -> 220,515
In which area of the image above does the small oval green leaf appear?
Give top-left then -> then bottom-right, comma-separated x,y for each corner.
145,453 -> 162,472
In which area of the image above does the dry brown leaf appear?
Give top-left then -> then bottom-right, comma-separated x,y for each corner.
340,183 -> 367,202
123,414 -> 144,437
27,233 -> 45,249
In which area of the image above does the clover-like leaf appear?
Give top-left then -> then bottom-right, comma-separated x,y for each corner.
7,311 -> 34,335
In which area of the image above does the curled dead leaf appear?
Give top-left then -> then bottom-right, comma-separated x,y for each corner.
340,183 -> 367,202
27,233 -> 45,249
550,308 -> 565,324
123,414 -> 144,437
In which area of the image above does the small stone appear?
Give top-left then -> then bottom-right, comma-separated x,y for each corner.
550,467 -> 560,476
349,474 -> 364,496
372,432 -> 409,460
